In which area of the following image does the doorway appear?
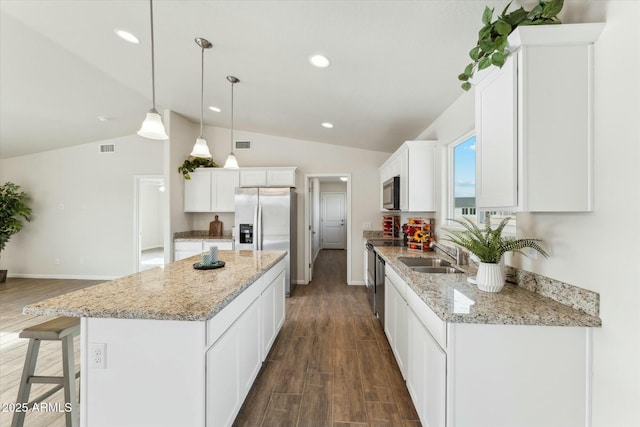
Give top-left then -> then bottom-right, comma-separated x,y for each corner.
133,175 -> 166,272
304,174 -> 352,285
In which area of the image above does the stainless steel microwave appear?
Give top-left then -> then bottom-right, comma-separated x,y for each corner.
382,176 -> 400,210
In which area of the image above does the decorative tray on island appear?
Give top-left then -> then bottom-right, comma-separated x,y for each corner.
193,260 -> 225,270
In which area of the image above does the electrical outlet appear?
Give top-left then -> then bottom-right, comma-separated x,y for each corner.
362,222 -> 372,230
90,343 -> 106,369
55,258 -> 61,265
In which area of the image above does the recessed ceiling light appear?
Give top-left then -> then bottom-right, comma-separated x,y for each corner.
321,122 -> 334,129
97,116 -> 111,122
209,106 -> 221,113
114,29 -> 140,44
309,54 -> 330,68
340,177 -> 348,182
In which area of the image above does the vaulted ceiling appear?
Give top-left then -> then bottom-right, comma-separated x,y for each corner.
0,1 -> 605,159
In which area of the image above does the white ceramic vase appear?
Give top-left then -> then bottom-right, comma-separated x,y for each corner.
476,261 -> 505,292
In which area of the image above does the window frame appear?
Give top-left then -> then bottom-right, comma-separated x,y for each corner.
446,131 -> 516,236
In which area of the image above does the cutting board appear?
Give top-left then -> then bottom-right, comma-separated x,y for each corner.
209,215 -> 223,237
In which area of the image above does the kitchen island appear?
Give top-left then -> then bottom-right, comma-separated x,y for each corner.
24,250 -> 287,427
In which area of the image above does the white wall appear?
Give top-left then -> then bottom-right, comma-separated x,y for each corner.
0,135 -> 164,279
419,3 -> 640,425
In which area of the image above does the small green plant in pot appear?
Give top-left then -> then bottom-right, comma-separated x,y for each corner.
0,182 -> 32,283
445,217 -> 549,292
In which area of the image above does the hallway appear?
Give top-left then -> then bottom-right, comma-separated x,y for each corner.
234,249 -> 421,427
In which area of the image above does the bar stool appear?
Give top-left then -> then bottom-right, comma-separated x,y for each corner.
12,317 -> 80,427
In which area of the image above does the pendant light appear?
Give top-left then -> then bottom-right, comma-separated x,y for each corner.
223,76 -> 240,169
190,37 -> 213,158
137,0 -> 168,140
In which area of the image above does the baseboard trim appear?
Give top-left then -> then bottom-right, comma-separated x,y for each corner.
7,273 -> 118,281
348,280 -> 365,286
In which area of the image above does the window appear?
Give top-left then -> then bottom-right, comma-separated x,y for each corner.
451,134 -> 477,223
449,133 -> 516,231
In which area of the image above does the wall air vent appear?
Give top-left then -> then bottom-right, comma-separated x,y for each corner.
235,140 -> 251,150
99,144 -> 115,153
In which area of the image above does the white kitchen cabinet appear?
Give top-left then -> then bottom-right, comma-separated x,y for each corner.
184,170 -> 212,212
384,267 -> 408,378
174,241 -> 204,261
203,240 -> 233,251
239,167 -> 297,188
261,269 -> 285,360
407,306 -> 446,427
206,323 -> 241,427
184,169 -> 239,212
205,258 -> 286,427
175,239 -> 233,261
475,23 -> 603,212
385,264 -> 592,427
379,140 -> 437,211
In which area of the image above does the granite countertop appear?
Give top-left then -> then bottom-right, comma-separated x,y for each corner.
375,246 -> 601,327
174,230 -> 233,241
24,250 -> 286,321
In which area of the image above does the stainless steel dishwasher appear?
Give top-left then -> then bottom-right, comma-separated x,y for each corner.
375,252 -> 386,327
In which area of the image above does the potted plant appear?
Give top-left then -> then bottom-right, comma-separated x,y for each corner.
458,0 -> 564,91
0,182 -> 32,283
178,157 -> 218,180
445,217 -> 549,292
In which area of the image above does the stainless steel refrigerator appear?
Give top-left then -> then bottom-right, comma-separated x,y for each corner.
234,187 -> 297,296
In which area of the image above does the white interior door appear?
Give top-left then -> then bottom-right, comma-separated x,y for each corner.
321,192 -> 346,249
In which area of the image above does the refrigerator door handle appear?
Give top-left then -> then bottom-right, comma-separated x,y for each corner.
253,206 -> 259,251
258,205 -> 263,250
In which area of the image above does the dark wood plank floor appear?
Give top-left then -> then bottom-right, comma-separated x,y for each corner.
0,277 -> 102,427
0,251 -> 420,427
234,249 -> 420,427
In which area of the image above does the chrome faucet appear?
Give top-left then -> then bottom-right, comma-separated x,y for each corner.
429,241 -> 468,265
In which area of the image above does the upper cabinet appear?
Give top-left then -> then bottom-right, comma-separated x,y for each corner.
380,141 -> 437,212
184,169 -> 239,212
239,167 -> 297,188
184,167 -> 296,213
475,23 -> 604,212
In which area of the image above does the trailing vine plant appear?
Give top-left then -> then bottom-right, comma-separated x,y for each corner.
459,0 -> 564,91
178,157 -> 218,180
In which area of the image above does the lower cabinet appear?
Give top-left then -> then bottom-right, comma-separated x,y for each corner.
385,267 -> 408,378
174,239 -> 234,261
205,260 -> 286,427
407,307 -> 446,427
385,265 -> 592,427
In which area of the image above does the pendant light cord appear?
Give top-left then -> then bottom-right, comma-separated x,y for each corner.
230,81 -> 234,152
149,0 -> 157,113
200,44 -> 204,138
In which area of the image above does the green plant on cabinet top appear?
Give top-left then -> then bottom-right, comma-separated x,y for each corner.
178,157 -> 218,180
459,0 -> 564,91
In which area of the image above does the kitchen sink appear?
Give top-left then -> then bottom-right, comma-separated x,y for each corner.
398,257 -> 452,267
409,266 -> 464,274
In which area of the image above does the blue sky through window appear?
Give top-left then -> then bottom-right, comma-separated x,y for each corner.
454,135 -> 476,198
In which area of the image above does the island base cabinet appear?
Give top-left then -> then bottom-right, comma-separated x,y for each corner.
447,323 -> 590,427
80,318 -> 206,427
79,259 -> 286,427
207,297 -> 261,427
